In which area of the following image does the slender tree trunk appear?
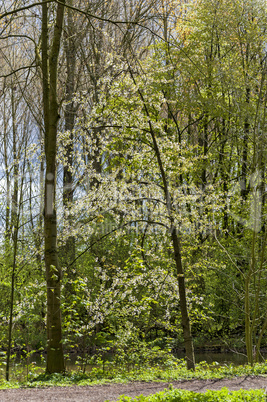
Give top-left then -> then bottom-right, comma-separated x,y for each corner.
42,0 -> 65,374
3,94 -> 11,248
129,64 -> 195,369
6,90 -> 19,380
62,2 -> 76,280
6,224 -> 18,381
6,217 -> 19,381
171,226 -> 195,369
245,272 -> 253,365
147,119 -> 195,370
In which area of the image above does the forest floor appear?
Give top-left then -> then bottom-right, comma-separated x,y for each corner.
0,375 -> 267,401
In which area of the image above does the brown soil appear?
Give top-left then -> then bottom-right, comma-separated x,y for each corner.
0,376 -> 266,401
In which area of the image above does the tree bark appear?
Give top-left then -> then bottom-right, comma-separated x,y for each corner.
42,0 -> 65,374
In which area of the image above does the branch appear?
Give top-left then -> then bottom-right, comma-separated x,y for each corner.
0,63 -> 37,79
0,0 -> 206,79
0,34 -> 37,44
68,218 -> 169,267
0,1 -> 54,19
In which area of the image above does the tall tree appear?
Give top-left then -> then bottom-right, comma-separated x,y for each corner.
41,0 -> 65,373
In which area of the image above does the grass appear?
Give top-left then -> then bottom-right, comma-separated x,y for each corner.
116,388 -> 266,401
1,359 -> 267,389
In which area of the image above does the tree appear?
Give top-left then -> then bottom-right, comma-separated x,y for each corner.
41,0 -> 65,373
79,50 -> 197,368
176,0 -> 267,364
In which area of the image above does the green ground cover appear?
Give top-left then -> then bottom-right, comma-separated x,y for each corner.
1,360 -> 267,389
116,388 -> 266,402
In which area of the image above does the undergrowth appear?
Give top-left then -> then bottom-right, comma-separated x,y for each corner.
1,359 -> 267,389
115,387 -> 266,401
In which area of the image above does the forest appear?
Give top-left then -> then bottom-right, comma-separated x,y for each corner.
0,0 -> 267,385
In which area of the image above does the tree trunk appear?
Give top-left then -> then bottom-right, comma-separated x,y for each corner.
171,227 -> 195,370
147,118 -> 195,370
42,0 -> 65,374
62,1 -> 76,281
6,87 -> 20,381
129,67 -> 195,369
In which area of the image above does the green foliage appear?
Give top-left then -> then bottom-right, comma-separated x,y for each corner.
27,359 -> 267,384
2,360 -> 267,392
2,0 -> 267,379
116,388 -> 266,402
61,249 -> 183,365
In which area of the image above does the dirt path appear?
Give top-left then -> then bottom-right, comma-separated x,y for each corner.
0,376 -> 267,401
